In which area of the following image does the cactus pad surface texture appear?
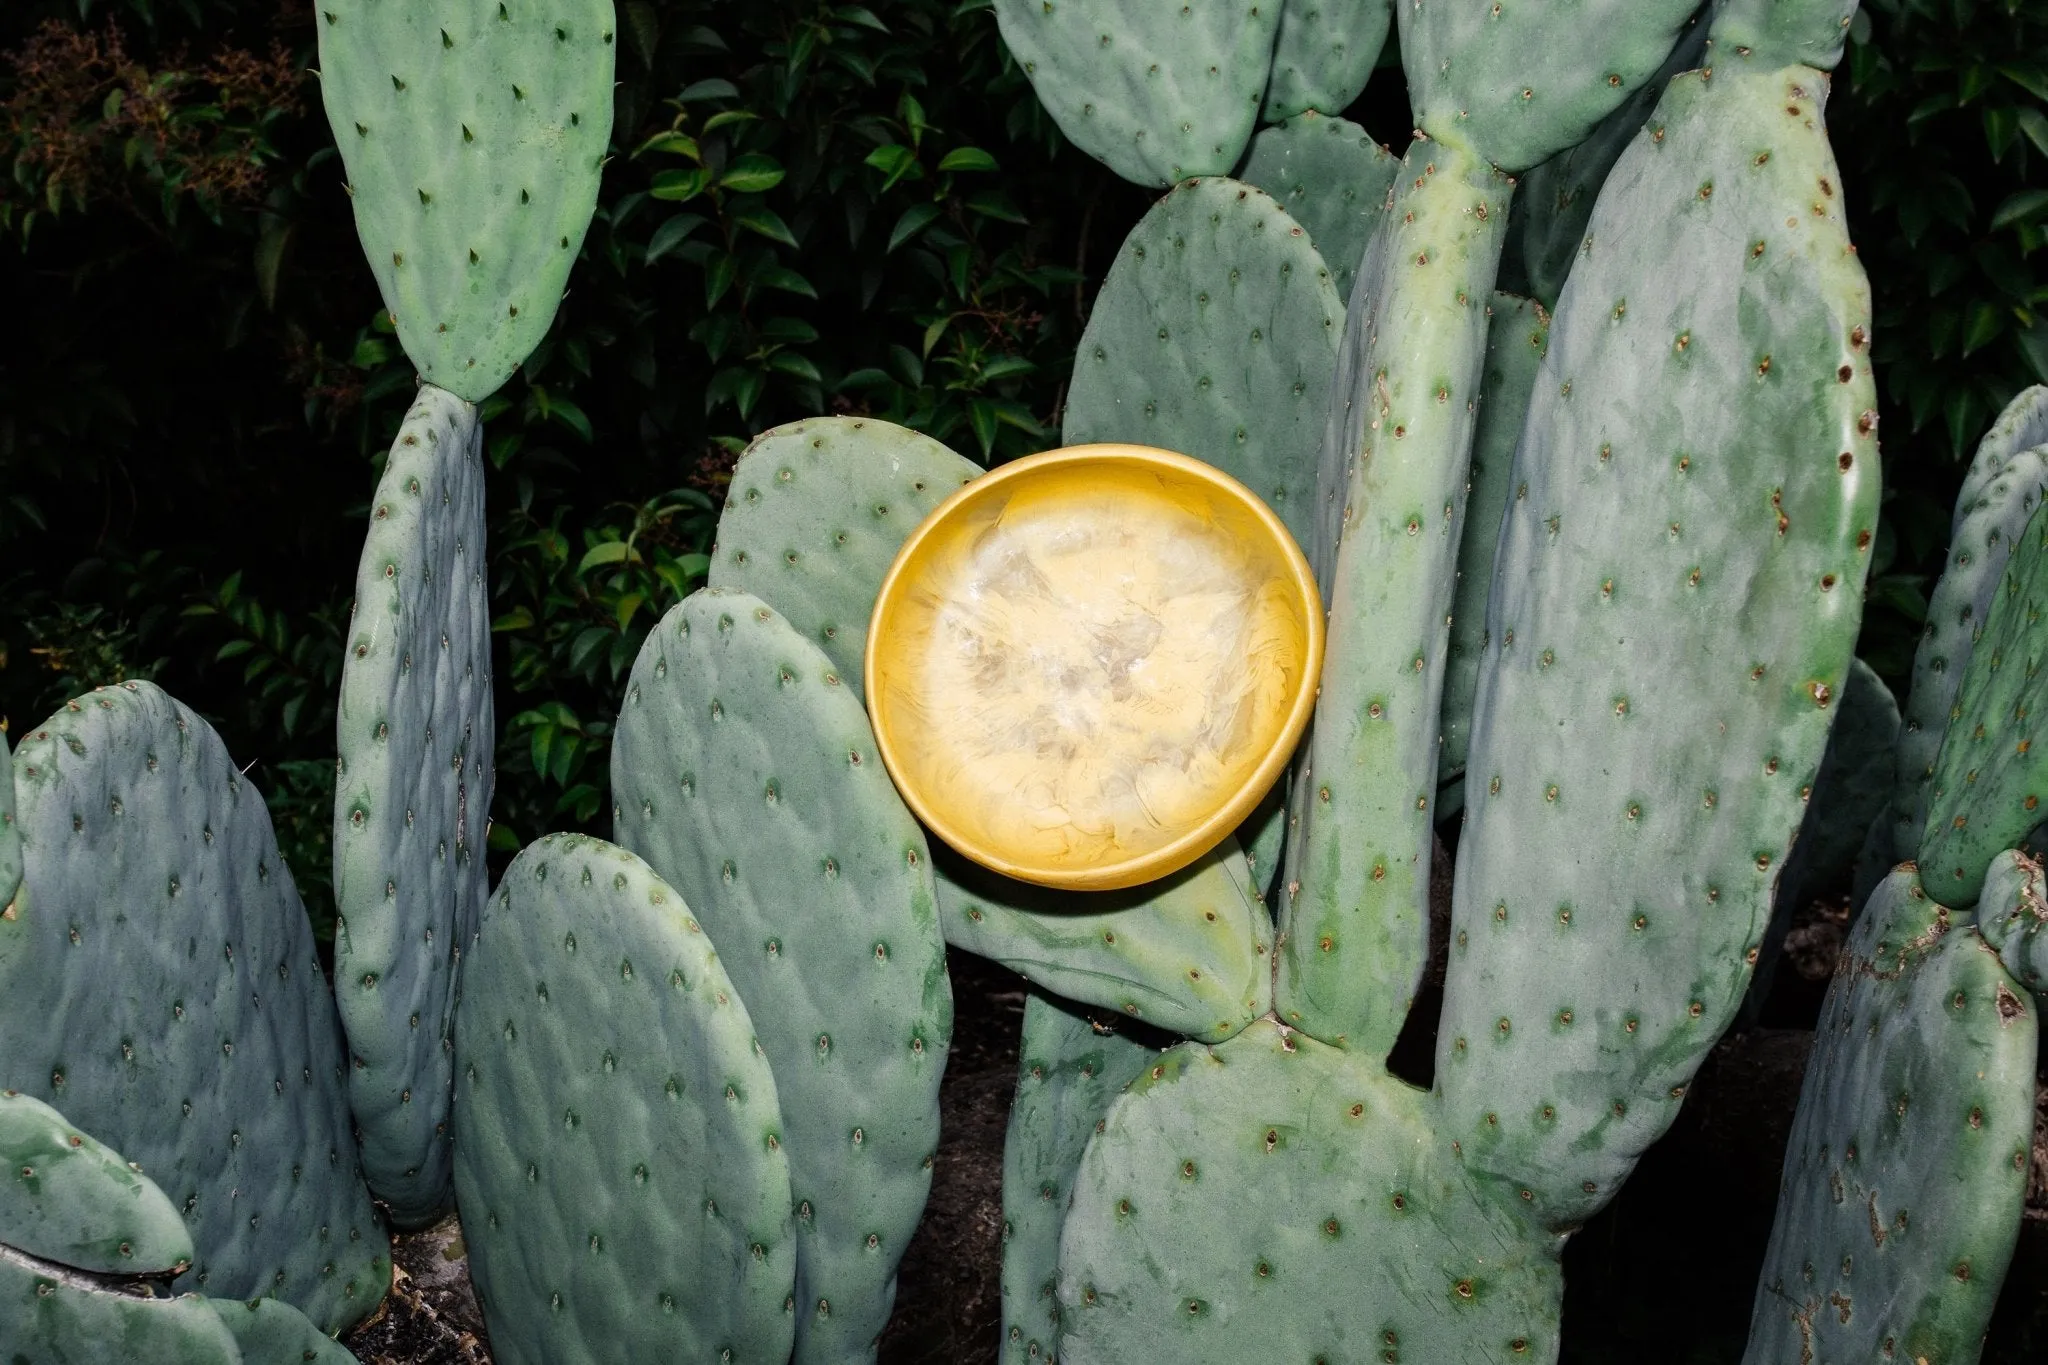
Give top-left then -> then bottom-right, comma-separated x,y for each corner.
1237,114 -> 1400,306
332,383 -> 493,1229
0,730 -> 20,923
209,1296 -> 359,1364
3,682 -> 387,1334
1742,866 -> 2035,1364
316,0 -> 615,400
612,589 -> 950,1363
0,1265 -> 241,1365
0,1090 -> 193,1277
1981,848 -> 2048,995
1260,0 -> 1391,123
453,834 -> 797,1365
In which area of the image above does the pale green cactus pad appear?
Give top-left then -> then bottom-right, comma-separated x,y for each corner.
5,683 -> 388,1333
453,834 -> 796,1365
1064,177 -> 1341,556
316,0 -> 616,400
1955,386 -> 2048,514
709,416 -> 978,698
612,590 -> 949,1362
1981,848 -> 2048,995
0,1263 -> 240,1365
0,1090 -> 192,1277
333,384 -> 493,1229
1708,0 -> 1860,71
209,1295 -> 358,1364
991,0 -> 1279,187
1742,867 -> 2035,1365
999,993 -> 1160,1365
1261,0 -> 1392,122
1236,114 -> 1399,304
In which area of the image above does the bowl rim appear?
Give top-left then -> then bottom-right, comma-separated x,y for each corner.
863,441 -> 1326,891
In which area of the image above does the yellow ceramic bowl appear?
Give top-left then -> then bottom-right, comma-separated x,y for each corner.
865,444 -> 1324,891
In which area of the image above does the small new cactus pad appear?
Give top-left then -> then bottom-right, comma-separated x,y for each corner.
1919,493 -> 2048,903
1396,0 -> 1700,173
1236,114 -> 1399,303
1261,0 -> 1392,122
1441,293 -> 1550,790
612,591 -> 950,1362
1439,58 -> 1878,1229
1741,867 -> 2035,1364
1056,1021 -> 1560,1361
935,842 -> 1272,1044
992,0 -> 1278,188
0,1261 -> 239,1365
1955,385 -> 2048,515
0,1090 -> 192,1276
1708,0 -> 1861,71
1981,849 -> 2048,994
999,992 -> 1161,1365
709,416 -> 978,697
1507,15 -> 1710,307
316,0 -> 616,400
453,835 -> 795,1365
209,1296 -> 359,1364
4,683 -> 388,1332
0,730 -> 20,922
1277,140 -> 1511,1055
1890,440 -> 2048,871
1064,179 -> 1340,555
332,384 -> 493,1228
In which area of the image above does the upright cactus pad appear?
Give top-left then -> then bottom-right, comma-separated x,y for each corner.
991,0 -> 1279,187
1920,493 -> 2048,903
1278,141 -> 1511,1055
1708,0 -> 1861,71
709,417 -> 978,696
612,591 -> 950,1362
316,0 -> 616,400
333,384 -> 493,1228
1057,1021 -> 1561,1361
1396,0 -> 1700,173
1261,0 -> 1392,123
1981,848 -> 2048,995
209,1296 -> 359,1364
0,1090 -> 192,1276
936,842 -> 1272,1044
1439,57 -> 1878,1228
1064,179 -> 1340,555
453,834 -> 795,1365
1236,114 -> 1399,304
1955,385 -> 2048,514
999,993 -> 1161,1365
1742,868 -> 2035,1364
4,683 -> 387,1333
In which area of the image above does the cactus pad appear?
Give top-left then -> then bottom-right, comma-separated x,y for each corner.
1955,385 -> 2048,515
710,417 -> 978,696
210,1296 -> 359,1364
1981,849 -> 2048,994
0,1260 -> 239,1365
1261,0 -> 1392,123
1439,58 -> 1879,1228
0,1090 -> 192,1277
612,590 -> 950,1361
453,834 -> 796,1365
0,730 -> 20,922
1064,178 -> 1341,556
1236,114 -> 1399,303
332,384 -> 493,1228
1708,0 -> 1861,71
4,683 -> 388,1332
1742,867 -> 2035,1364
316,0 -> 615,400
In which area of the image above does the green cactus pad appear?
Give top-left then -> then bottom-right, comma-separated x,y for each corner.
315,0 -> 615,400
0,1091 -> 192,1277
1742,867 -> 2035,1364
1441,293 -> 1550,788
332,384 -> 493,1229
1438,59 -> 1879,1229
1919,493 -> 2048,903
1397,0 -> 1701,173
0,1258 -> 239,1365
1057,1020 -> 1561,1360
1236,114 -> 1399,303
1261,0 -> 1392,122
611,590 -> 950,1362
1980,849 -> 2048,997
210,1295 -> 357,1364
1708,0 -> 1860,71
991,0 -> 1279,187
1891,443 -> 2048,871
999,992 -> 1161,1365
935,841 -> 1272,1044
1234,779 -> 1288,908
1064,177 -> 1341,556
1954,386 -> 2048,514
0,730 -> 21,923
5,683 -> 388,1333
453,834 -> 795,1365
1277,140 -> 1511,1055
709,417 -> 978,697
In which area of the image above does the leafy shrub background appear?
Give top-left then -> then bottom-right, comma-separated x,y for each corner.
0,0 -> 2041,941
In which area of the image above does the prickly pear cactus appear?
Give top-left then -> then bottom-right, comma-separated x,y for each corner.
709,417 -> 978,696
316,0 -> 616,400
1981,848 -> 2048,995
0,1263 -> 240,1365
453,834 -> 796,1365
1708,0 -> 1861,69
3,683 -> 387,1333
612,590 -> 950,1362
0,1090 -> 192,1276
209,1296 -> 358,1364
1237,115 -> 1398,304
332,384 -> 493,1228
999,993 -> 1161,1365
1261,0 -> 1391,123
1742,866 -> 2035,1364
0,730 -> 20,922
1955,385 -> 2048,515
